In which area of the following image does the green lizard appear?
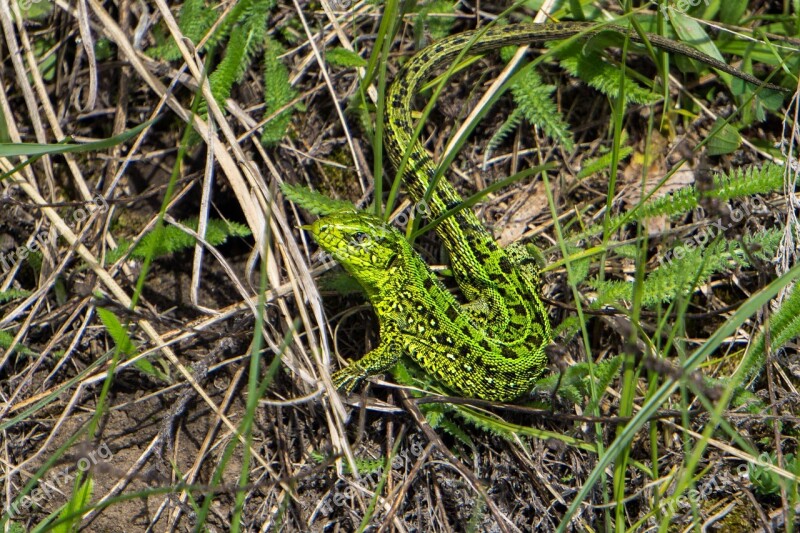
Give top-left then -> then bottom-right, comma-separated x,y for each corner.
305,21 -> 784,401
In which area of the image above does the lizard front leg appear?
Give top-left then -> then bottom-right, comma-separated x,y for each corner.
331,341 -> 402,393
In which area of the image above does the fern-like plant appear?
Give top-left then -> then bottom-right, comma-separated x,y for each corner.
148,0 -> 297,146
262,36 -> 298,146
554,38 -> 662,105
590,228 -> 782,308
567,163 -> 785,309
731,283 -> 800,388
107,217 -> 251,265
577,162 -> 783,242
146,0 -> 216,61
484,63 -> 573,164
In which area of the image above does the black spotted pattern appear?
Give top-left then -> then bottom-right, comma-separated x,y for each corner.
332,21 -> 774,400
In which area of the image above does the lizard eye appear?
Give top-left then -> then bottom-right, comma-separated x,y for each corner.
351,231 -> 369,245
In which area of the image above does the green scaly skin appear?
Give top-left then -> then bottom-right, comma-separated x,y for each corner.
308,22 -> 782,401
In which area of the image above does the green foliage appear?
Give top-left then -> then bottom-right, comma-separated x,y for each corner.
31,36 -> 57,82
5,521 -> 24,533
713,161 -> 784,199
326,47 -> 368,68
94,39 -> 115,62
146,0 -> 217,61
706,118 -> 742,156
0,288 -> 31,303
54,477 -> 93,533
749,453 -> 797,497
755,284 -> 800,360
0,330 -> 35,358
432,412 -> 476,449
107,217 -> 251,264
96,307 -> 170,381
535,355 -> 624,405
576,143 -> 633,180
554,40 -> 661,105
578,162 -> 783,241
281,182 -> 358,216
573,163 -> 785,310
613,244 -> 639,260
486,65 -> 574,159
590,228 -> 782,308
733,282 -> 800,387
19,0 -> 53,19
562,242 -> 592,285
426,401 -> 516,442
96,307 -> 135,356
209,29 -> 247,103
310,450 -> 384,475
552,314 -> 581,340
205,0 -> 277,122
207,27 -> 251,111
465,500 -> 486,533
147,0 -> 297,146
584,356 -> 625,414
206,0 -> 266,50
414,0 -> 456,43
262,37 -> 299,146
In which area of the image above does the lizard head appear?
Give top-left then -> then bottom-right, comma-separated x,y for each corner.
306,213 -> 405,293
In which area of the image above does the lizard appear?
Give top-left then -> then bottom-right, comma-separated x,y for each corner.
303,21 -> 785,402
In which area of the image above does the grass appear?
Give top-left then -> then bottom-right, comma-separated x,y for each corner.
1,0 -> 799,531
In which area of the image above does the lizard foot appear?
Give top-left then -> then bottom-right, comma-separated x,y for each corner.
331,362 -> 367,393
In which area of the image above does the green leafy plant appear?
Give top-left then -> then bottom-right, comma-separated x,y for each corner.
534,355 -> 624,406
569,162 -> 785,308
576,141 -> 634,180
590,228 -> 782,308
485,64 -> 574,160
0,288 -> 31,303
732,283 -> 800,388
555,38 -> 662,105
309,450 -> 384,476
52,477 -> 94,533
413,0 -> 457,44
147,0 -> 216,61
148,0 -> 297,145
326,48 -> 368,68
107,217 -> 251,264
261,36 -> 298,145
0,329 -> 36,359
577,162 -> 783,240
96,307 -> 170,381
749,453 -> 797,497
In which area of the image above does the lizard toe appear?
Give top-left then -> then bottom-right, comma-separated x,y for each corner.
332,363 -> 366,393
